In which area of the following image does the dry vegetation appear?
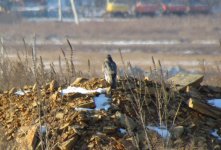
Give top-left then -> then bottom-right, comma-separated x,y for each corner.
0,39 -> 221,149
0,15 -> 221,149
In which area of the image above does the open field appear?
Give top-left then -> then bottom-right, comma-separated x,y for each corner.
0,14 -> 221,77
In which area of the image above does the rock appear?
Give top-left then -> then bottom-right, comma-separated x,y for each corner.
76,101 -> 95,108
16,126 -> 38,150
49,92 -> 59,102
66,93 -> 85,101
114,111 -> 137,131
43,84 -> 50,91
71,78 -> 88,86
195,136 -> 207,147
103,126 -> 117,134
168,73 -> 204,91
23,85 -> 29,90
56,112 -> 64,119
9,87 -> 17,95
214,145 -> 221,150
106,87 -> 112,96
205,118 -> 216,127
32,83 -> 37,91
58,136 -> 78,150
49,80 -> 59,92
171,126 -> 184,139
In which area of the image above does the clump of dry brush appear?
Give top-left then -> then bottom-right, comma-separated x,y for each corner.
0,38 -> 82,91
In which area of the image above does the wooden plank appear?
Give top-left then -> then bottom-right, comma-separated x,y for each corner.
168,73 -> 204,91
187,98 -> 221,119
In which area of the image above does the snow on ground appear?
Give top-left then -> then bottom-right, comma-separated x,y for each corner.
146,126 -> 171,139
61,86 -> 110,111
119,128 -> 127,135
75,94 -> 111,111
61,86 -> 107,95
207,99 -> 221,109
211,129 -> 221,140
40,125 -> 47,134
94,94 -> 111,111
15,90 -> 31,96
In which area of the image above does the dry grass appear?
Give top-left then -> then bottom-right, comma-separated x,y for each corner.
0,39 -> 220,149
0,15 -> 221,41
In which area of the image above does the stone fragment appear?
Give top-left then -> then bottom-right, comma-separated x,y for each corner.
114,111 -> 137,131
56,112 -> 64,119
16,126 -> 38,150
32,83 -> 37,91
9,88 -> 17,95
49,80 -> 59,92
71,78 -> 88,86
103,126 -> 117,134
171,126 -> 184,139
76,101 -> 95,109
58,136 -> 78,150
23,85 -> 29,90
50,92 -> 59,101
214,145 -> 221,150
66,93 -> 84,100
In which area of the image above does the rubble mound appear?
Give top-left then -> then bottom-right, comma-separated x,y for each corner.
0,74 -> 221,149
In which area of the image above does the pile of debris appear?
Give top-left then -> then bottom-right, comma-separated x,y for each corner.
0,74 -> 221,149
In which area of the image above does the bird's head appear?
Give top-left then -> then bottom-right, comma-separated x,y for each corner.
107,54 -> 113,61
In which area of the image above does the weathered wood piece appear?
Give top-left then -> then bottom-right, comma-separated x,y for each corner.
187,98 -> 221,119
168,73 -> 204,91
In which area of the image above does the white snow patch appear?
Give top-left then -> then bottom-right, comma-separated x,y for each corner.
40,125 -> 47,134
94,94 -> 111,111
61,86 -> 110,111
211,129 -> 221,140
208,99 -> 221,109
61,86 -> 107,95
147,126 -> 171,139
15,90 -> 30,96
75,94 -> 111,111
75,108 -> 94,111
119,128 -> 127,134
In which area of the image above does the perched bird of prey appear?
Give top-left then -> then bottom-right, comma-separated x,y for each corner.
103,54 -> 117,88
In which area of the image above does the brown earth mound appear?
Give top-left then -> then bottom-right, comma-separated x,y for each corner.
0,74 -> 221,149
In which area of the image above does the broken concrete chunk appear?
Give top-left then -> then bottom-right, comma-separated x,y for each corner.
168,73 -> 203,91
58,136 -> 78,150
56,112 -> 64,119
77,101 -> 95,108
16,126 -> 38,150
71,78 -> 88,86
114,111 -> 137,131
171,126 -> 184,139
103,126 -> 117,134
50,92 -> 59,101
32,83 -> 37,91
9,87 -> 17,95
49,80 -> 59,92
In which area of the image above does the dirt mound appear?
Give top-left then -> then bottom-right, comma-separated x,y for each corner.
0,75 -> 221,149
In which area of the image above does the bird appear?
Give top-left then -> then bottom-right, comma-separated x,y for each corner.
102,54 -> 117,88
